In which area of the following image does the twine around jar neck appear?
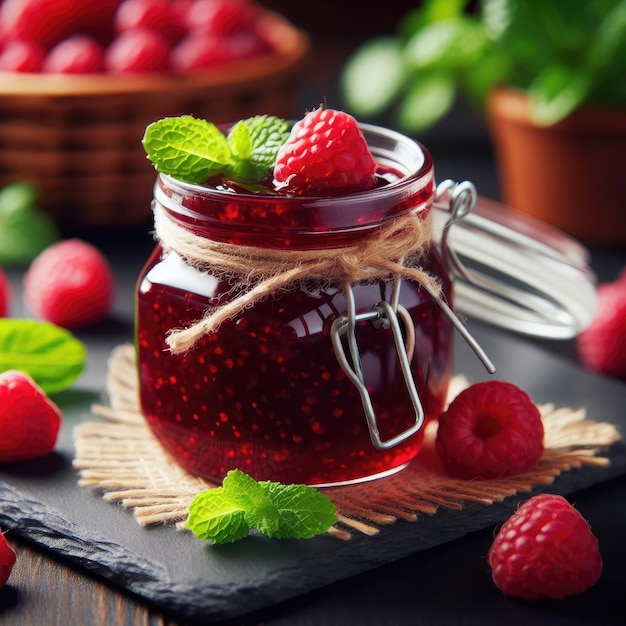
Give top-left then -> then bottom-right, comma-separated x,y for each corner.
153,203 -> 442,355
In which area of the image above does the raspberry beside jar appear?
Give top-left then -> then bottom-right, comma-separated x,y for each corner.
136,124 -> 454,486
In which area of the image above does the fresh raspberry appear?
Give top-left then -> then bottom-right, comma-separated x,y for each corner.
104,27 -> 170,74
273,108 -> 378,194
0,0 -> 120,50
23,239 -> 114,329
0,531 -> 16,589
185,0 -> 259,36
0,39 -> 43,72
170,33 -> 231,71
0,268 -> 10,317
0,369 -> 62,462
435,380 -> 544,479
114,0 -> 185,45
488,494 -> 602,600
42,35 -> 104,74
171,30 -> 271,71
576,269 -> 626,380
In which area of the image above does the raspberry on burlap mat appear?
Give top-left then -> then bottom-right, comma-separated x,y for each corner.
73,344 -> 621,541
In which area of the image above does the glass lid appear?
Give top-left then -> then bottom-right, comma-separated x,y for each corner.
431,180 -> 597,339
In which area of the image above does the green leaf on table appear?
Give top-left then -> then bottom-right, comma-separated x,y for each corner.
0,319 -> 86,394
341,37 -> 408,117
142,115 -> 290,184
396,72 -> 456,132
0,182 -> 59,267
186,469 -> 337,544
223,468 -> 281,536
187,488 -> 251,543
259,480 -> 339,540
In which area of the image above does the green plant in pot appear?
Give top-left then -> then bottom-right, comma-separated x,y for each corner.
341,0 -> 626,246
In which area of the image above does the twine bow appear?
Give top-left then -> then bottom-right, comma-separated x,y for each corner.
153,204 -> 441,355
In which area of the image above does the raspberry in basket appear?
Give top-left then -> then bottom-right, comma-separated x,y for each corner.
488,494 -> 602,600
435,380 -> 544,479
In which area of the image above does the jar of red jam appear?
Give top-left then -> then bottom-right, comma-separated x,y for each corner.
136,123 -> 456,486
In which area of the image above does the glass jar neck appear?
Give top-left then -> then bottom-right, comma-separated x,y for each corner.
152,124 -> 435,251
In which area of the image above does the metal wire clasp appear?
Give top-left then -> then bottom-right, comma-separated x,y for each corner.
330,280 -> 423,451
330,180 -> 499,452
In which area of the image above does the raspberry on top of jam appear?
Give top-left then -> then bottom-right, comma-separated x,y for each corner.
142,107 -> 381,197
273,108 -> 378,194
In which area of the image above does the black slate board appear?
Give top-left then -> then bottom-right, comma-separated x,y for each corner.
1,322 -> 625,624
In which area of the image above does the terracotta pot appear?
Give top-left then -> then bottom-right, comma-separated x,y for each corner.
487,88 -> 626,247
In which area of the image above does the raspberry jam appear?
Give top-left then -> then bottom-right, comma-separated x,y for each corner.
136,124 -> 454,485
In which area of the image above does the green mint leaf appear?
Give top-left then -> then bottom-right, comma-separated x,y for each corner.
0,183 -> 59,268
186,470 -> 337,543
142,116 -> 232,184
142,115 -> 289,184
223,469 -> 281,536
0,319 -> 86,394
237,115 -> 291,180
258,480 -> 338,540
187,487 -> 250,543
226,120 -> 253,162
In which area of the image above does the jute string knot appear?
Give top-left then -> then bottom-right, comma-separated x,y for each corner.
154,204 -> 441,354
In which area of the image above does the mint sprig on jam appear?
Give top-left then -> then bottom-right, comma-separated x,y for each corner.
187,469 -> 337,544
142,115 -> 291,184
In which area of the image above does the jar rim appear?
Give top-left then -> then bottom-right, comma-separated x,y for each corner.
153,123 -> 435,249
159,122 -> 433,201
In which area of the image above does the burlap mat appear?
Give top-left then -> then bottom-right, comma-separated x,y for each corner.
73,344 -> 621,540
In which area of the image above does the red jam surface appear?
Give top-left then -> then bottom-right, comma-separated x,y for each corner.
136,127 -> 454,485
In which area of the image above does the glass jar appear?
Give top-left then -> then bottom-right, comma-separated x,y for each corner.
135,124 -> 455,486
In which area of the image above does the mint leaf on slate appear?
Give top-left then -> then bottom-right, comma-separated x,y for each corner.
259,480 -> 339,540
142,115 -> 290,184
187,488 -> 251,544
187,470 -> 337,544
0,319 -> 86,394
223,469 -> 281,537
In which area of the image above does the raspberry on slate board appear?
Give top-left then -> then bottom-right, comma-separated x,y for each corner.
435,380 -> 544,480
0,369 -> 62,462
488,494 -> 602,600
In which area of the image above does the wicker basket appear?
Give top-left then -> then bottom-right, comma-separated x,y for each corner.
0,12 -> 309,230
